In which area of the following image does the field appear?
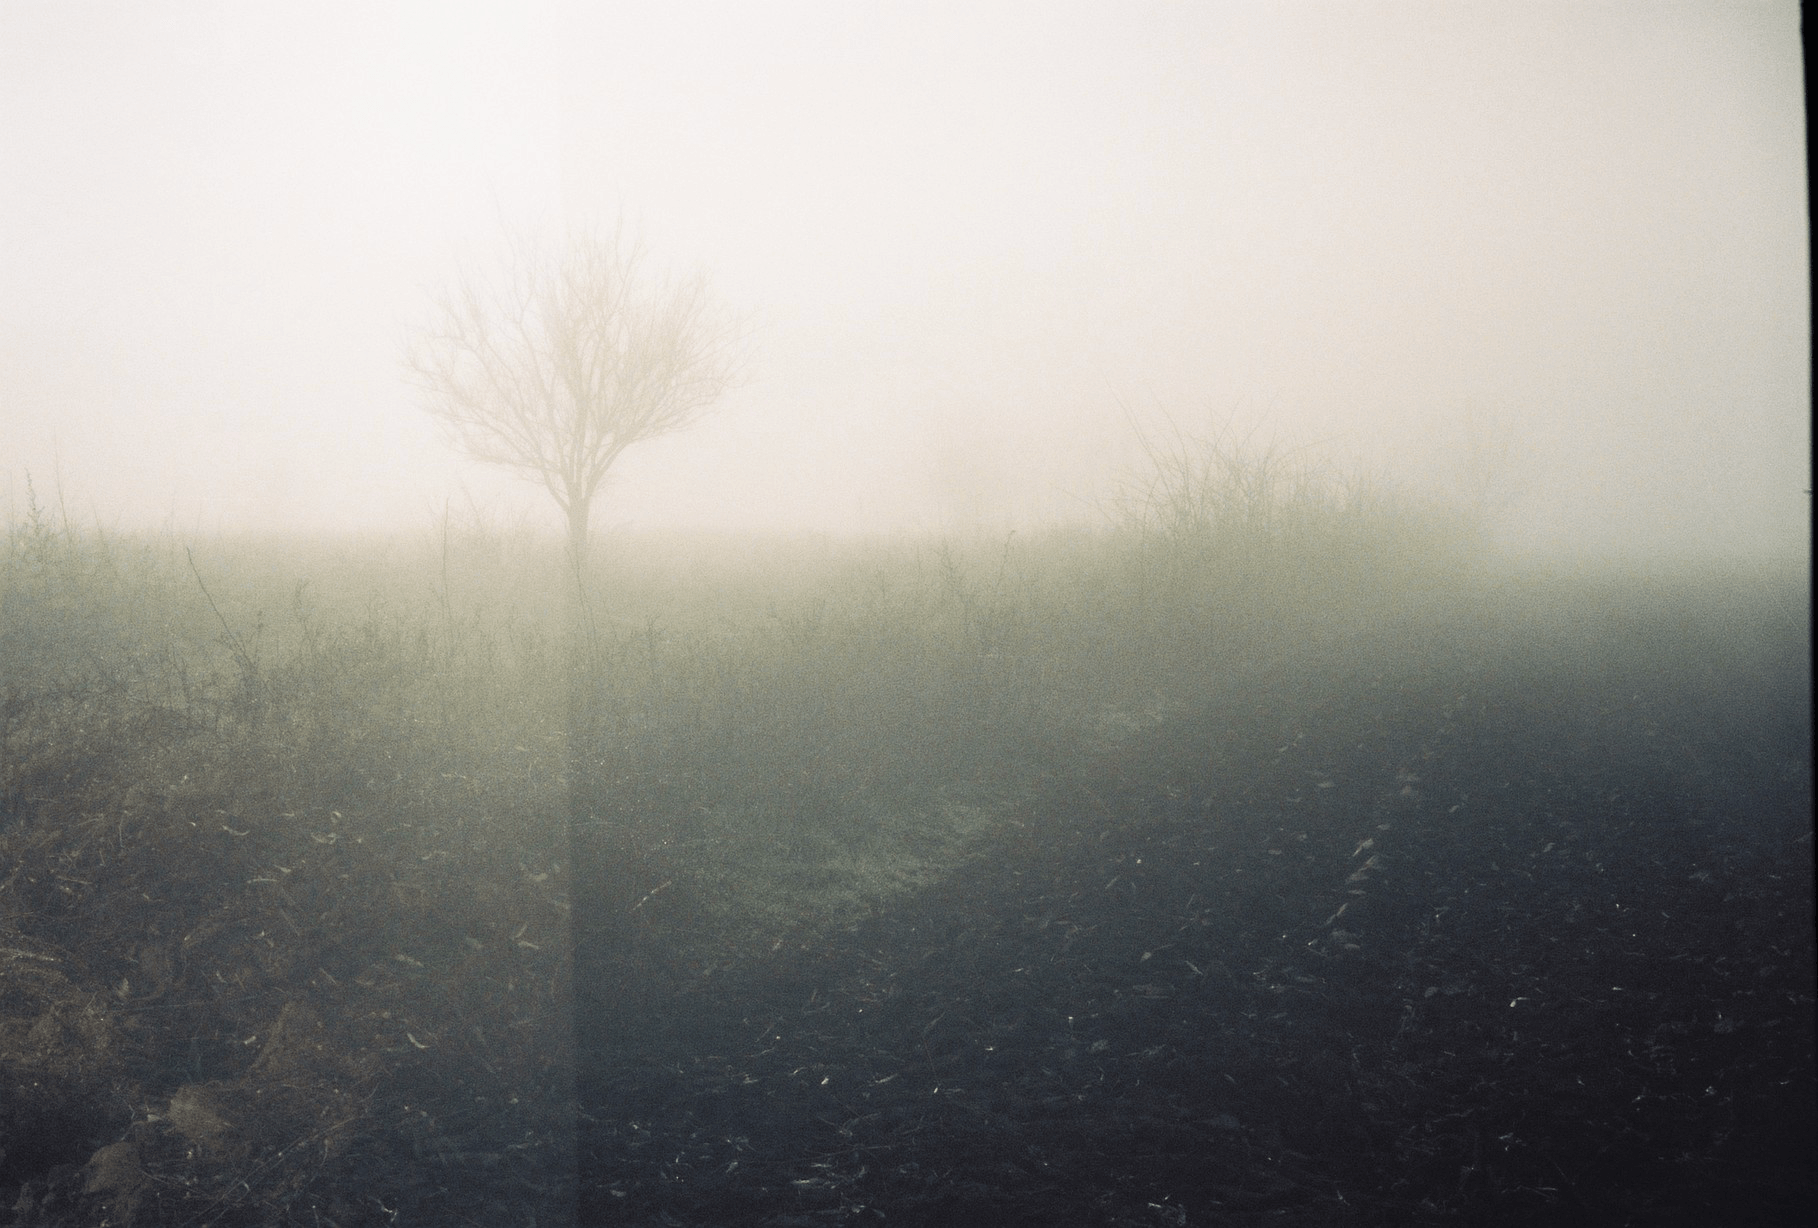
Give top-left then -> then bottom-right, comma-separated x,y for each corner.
1,466 -> 1810,1226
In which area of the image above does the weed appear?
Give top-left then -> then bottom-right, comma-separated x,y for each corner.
0,434 -> 1551,1223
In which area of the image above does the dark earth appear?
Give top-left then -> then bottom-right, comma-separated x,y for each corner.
3,585 -> 1812,1226
569,613 -> 1813,1226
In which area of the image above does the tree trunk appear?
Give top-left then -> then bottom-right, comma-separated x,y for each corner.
561,492 -> 597,1222
561,491 -> 650,1219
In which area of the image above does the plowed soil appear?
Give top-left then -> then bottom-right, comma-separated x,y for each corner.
4,585 -> 1811,1226
573,621 -> 1813,1226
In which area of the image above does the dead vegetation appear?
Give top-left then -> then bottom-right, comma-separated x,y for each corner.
2,467 -> 1809,1225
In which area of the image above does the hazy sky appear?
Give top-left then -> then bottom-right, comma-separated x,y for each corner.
1,1 -> 1807,557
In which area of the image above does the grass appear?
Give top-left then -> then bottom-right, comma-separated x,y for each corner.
0,439 -> 1807,1226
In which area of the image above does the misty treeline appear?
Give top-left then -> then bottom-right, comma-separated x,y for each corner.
2,431 -> 1481,921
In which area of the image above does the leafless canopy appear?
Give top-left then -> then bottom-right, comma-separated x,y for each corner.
407,224 -> 744,553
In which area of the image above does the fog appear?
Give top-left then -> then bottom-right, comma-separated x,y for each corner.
1,1 -> 1807,561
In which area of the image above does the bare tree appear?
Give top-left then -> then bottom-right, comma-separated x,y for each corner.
407,222 -> 744,585
408,226 -> 743,1168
